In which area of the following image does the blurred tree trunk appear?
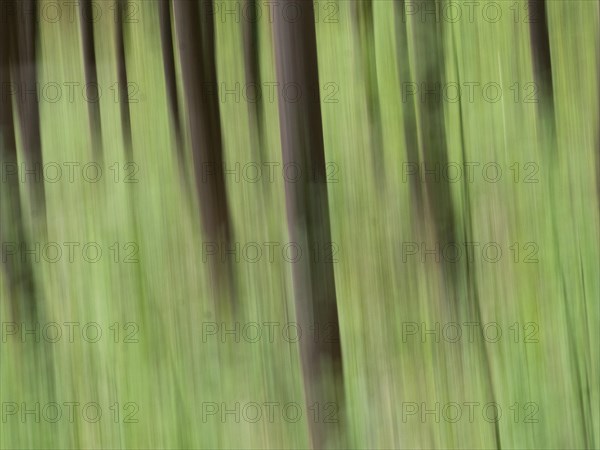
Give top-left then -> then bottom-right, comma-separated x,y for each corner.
353,0 -> 384,186
273,1 -> 343,447
0,2 -> 38,320
528,0 -> 554,109
243,0 -> 265,162
158,0 -> 184,160
448,21 -> 503,450
79,0 -> 103,159
394,0 -> 423,209
173,0 -> 235,311
10,0 -> 46,221
406,0 -> 457,253
115,0 -> 133,158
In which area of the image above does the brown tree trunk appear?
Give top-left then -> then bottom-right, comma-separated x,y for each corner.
528,0 -> 554,107
243,0 -> 265,162
528,0 -> 557,163
273,2 -> 343,447
115,0 -> 133,159
79,0 -> 103,159
0,6 -> 38,320
406,0 -> 457,258
353,0 -> 384,186
10,0 -> 46,221
173,0 -> 234,310
394,0 -> 423,209
158,0 -> 183,156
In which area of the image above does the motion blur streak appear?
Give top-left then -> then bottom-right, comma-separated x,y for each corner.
0,1 -> 598,449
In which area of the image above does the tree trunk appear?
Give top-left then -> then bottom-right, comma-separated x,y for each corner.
394,0 -> 423,209
528,0 -> 554,106
0,6 -> 38,320
115,0 -> 133,159
406,0 -> 457,258
173,0 -> 234,310
243,0 -> 265,162
273,2 -> 343,447
353,0 -> 384,186
158,0 -> 183,156
79,0 -> 103,159
10,0 -> 46,221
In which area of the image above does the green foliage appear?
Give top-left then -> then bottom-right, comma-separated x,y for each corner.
1,1 -> 598,448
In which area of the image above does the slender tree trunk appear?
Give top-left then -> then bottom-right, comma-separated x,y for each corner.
0,4 -> 38,320
243,0 -> 265,162
448,24 -> 503,449
528,0 -> 557,160
528,0 -> 554,107
10,0 -> 46,221
79,0 -> 103,160
115,0 -> 133,159
353,0 -> 384,186
394,0 -> 422,209
273,2 -> 343,447
173,0 -> 234,310
158,0 -> 183,156
406,0 -> 457,258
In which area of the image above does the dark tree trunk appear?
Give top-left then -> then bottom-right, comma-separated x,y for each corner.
273,1 -> 343,447
115,0 -> 133,159
394,0 -> 422,209
79,0 -> 103,159
528,0 -> 554,106
353,0 -> 384,186
173,0 -> 234,308
10,0 -> 46,221
528,0 -> 557,161
158,0 -> 183,156
406,0 -> 457,256
243,0 -> 265,161
0,6 -> 38,320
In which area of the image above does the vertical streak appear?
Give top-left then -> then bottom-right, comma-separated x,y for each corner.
451,29 -> 502,449
528,0 -> 554,108
115,0 -> 133,159
10,0 -> 46,221
407,0 -> 457,278
394,0 -> 423,209
354,0 -> 384,186
158,0 -> 183,152
0,9 -> 37,320
273,1 -> 343,447
173,0 -> 234,310
79,0 -> 103,159
243,0 -> 265,161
